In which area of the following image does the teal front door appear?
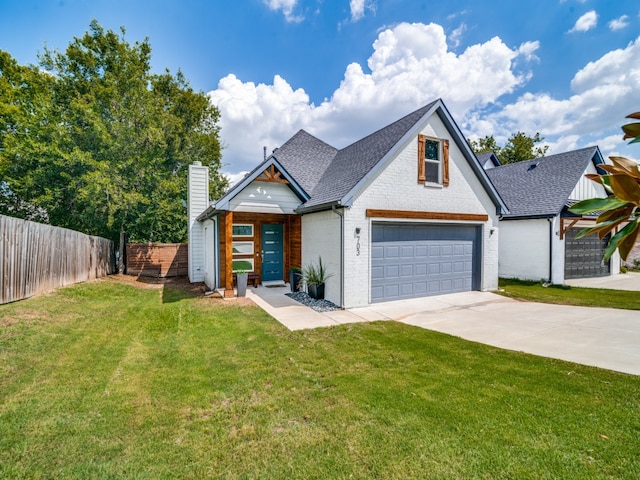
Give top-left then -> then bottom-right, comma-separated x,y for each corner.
261,224 -> 284,282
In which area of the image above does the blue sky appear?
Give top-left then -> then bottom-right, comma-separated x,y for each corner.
1,0 -> 639,182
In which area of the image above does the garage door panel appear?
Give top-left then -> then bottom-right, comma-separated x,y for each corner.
564,228 -> 609,279
371,223 -> 479,302
385,265 -> 399,278
400,264 -> 414,277
386,246 -> 399,258
371,265 -> 384,280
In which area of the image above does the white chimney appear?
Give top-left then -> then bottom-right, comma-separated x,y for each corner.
188,162 -> 209,283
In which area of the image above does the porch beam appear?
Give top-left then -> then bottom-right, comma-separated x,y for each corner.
366,209 -> 488,222
224,211 -> 235,297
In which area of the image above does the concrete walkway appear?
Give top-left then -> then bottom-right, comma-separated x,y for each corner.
247,286 -> 640,376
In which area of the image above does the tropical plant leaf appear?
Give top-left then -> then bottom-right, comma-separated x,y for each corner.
608,175 -> 640,205
584,173 -> 604,185
575,216 -> 628,240
630,137 -> 640,144
618,220 -> 640,260
622,123 -> 640,139
604,219 -> 639,262
597,206 -> 635,224
568,197 -> 629,214
626,112 -> 640,120
608,156 -> 640,179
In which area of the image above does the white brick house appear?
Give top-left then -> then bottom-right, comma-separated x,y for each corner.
189,99 -> 507,308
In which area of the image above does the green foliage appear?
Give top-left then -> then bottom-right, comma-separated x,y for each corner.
498,277 -> 640,310
569,112 -> 640,261
0,21 -> 227,244
302,256 -> 333,285
469,131 -> 548,165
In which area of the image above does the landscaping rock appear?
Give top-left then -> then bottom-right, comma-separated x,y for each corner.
286,292 -> 339,312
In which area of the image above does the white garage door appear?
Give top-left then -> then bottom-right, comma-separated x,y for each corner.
371,223 -> 480,303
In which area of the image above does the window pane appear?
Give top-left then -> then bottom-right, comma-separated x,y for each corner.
232,241 -> 254,255
426,161 -> 440,183
232,224 -> 253,237
232,259 -> 254,272
425,140 -> 440,161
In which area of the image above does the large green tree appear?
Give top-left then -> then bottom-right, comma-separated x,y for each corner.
0,20 -> 227,246
469,131 -> 548,165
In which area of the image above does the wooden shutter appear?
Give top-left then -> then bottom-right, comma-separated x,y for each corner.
417,134 -> 426,184
442,139 -> 450,187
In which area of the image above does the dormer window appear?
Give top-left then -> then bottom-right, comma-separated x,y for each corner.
418,134 -> 449,186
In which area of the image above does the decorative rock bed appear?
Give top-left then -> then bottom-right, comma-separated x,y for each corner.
286,292 -> 340,312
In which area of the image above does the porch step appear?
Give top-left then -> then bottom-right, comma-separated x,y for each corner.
262,280 -> 287,288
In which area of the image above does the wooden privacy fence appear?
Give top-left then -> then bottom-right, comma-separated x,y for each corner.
126,243 -> 188,277
0,215 -> 115,304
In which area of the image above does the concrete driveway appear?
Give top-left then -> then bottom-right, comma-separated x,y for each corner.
566,271 -> 640,290
249,286 -> 640,376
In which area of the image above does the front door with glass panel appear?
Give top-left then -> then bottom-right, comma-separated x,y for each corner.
261,224 -> 284,282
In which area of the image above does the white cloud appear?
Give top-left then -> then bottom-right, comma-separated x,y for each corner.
263,0 -> 303,23
609,15 -> 629,31
208,22 -> 538,176
569,10 -> 598,33
481,36 -> 640,159
449,23 -> 467,49
518,41 -> 540,62
349,0 -> 375,22
350,0 -> 365,21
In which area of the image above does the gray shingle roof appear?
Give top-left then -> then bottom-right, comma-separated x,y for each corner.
485,147 -> 601,218
272,130 -> 338,195
300,100 -> 438,209
477,151 -> 501,169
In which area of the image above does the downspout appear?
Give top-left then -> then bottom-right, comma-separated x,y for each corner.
332,205 -> 345,308
547,217 -> 553,284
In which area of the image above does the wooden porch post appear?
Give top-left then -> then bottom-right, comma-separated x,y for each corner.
224,211 -> 235,297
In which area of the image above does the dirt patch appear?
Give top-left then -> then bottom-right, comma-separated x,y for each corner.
104,274 -> 256,306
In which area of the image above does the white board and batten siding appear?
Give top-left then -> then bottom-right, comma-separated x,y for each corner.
569,163 -> 607,201
229,181 -> 302,214
188,162 -> 209,283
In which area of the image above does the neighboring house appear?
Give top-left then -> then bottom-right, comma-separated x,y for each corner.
476,151 -> 501,170
485,147 -> 621,284
188,99 -> 507,308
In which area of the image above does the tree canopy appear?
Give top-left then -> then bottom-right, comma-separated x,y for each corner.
469,131 -> 549,165
0,20 -> 227,245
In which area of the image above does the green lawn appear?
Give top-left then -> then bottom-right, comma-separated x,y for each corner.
1,277 -> 639,479
498,277 -> 640,310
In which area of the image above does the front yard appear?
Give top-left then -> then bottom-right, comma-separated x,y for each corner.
1,277 -> 639,479
498,277 -> 640,310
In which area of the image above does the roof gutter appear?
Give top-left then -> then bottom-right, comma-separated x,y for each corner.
295,200 -> 343,215
331,205 -> 345,308
196,205 -> 222,222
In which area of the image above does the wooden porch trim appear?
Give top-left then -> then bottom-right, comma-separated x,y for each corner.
224,211 -> 234,297
255,164 -> 289,184
560,218 -> 580,240
366,209 -> 488,222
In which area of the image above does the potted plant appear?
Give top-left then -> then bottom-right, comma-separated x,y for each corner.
289,266 -> 303,293
235,269 -> 248,297
302,257 -> 333,300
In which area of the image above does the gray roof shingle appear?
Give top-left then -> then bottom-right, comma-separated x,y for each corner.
272,130 -> 338,195
300,100 -> 438,209
485,146 -> 601,218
